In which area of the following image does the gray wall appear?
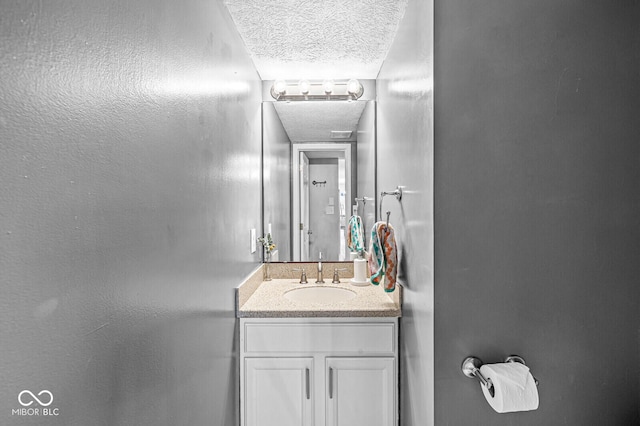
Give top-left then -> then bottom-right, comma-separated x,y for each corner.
262,102 -> 291,261
0,1 -> 261,425
434,0 -> 640,424
356,100 -> 377,244
376,0 -> 435,425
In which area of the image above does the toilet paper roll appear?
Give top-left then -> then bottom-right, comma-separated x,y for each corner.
351,258 -> 369,286
479,362 -> 539,413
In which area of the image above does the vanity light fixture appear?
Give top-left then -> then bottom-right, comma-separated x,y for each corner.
298,79 -> 311,95
270,79 -> 364,101
323,79 -> 335,94
346,79 -> 361,95
273,79 -> 287,96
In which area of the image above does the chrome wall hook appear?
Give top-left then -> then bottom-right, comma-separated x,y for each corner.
354,196 -> 373,216
354,196 -> 373,205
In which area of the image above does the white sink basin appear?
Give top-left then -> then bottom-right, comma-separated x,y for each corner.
284,286 -> 357,304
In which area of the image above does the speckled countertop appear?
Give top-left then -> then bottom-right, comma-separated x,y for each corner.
236,264 -> 402,318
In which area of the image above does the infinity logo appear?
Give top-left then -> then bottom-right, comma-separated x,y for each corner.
18,390 -> 53,407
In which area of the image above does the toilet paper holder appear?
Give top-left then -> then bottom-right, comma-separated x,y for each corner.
461,355 -> 539,397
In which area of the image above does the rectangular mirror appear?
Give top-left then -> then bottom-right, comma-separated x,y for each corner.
262,99 -> 377,262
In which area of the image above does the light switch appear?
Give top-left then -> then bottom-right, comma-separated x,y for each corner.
325,206 -> 334,215
328,197 -> 335,206
250,228 -> 256,253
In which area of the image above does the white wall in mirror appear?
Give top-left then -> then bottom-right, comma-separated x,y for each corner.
262,102 -> 292,261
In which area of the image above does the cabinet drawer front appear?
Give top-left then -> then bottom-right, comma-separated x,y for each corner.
244,322 -> 396,354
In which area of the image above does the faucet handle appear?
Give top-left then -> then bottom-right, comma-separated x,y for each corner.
292,268 -> 308,284
332,268 -> 348,284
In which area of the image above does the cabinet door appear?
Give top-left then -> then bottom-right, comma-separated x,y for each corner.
326,357 -> 396,426
244,358 -> 313,426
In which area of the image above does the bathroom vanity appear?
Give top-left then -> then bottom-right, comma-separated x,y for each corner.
236,264 -> 401,426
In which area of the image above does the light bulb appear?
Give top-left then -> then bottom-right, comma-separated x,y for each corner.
323,79 -> 334,94
346,79 -> 361,95
298,80 -> 310,95
273,80 -> 287,95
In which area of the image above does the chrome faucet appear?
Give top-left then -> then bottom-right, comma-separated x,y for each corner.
316,252 -> 325,283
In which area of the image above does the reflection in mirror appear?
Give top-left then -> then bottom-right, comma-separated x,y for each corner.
293,143 -> 351,261
262,100 -> 376,262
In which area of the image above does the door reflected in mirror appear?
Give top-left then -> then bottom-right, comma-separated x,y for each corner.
262,100 -> 376,262
294,144 -> 350,261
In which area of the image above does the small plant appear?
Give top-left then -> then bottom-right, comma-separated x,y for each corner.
257,233 -> 276,254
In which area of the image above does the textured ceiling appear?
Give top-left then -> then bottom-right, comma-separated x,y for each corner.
273,101 -> 367,142
224,0 -> 408,80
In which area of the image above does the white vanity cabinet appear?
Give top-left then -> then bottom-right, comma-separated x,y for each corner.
240,317 -> 398,426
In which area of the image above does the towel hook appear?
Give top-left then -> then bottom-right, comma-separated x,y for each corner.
354,196 -> 373,216
355,196 -> 373,206
379,186 -> 403,220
